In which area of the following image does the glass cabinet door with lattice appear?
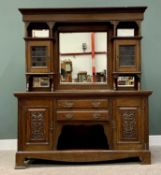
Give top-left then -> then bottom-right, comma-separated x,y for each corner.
115,39 -> 140,72
26,41 -> 52,73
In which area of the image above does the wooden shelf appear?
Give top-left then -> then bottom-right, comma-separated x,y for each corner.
113,72 -> 141,75
24,37 -> 54,41
26,72 -> 55,75
111,36 -> 142,40
60,51 -> 107,56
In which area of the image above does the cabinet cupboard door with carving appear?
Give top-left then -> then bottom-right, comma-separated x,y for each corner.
19,99 -> 53,151
114,97 -> 144,150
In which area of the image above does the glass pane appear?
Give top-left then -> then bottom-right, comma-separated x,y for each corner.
31,46 -> 47,67
119,45 -> 135,66
59,32 -> 107,84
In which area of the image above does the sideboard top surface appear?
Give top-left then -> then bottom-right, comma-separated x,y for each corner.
14,90 -> 152,98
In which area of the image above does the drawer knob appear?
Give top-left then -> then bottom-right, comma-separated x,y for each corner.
91,101 -> 101,108
93,113 -> 101,119
65,113 -> 73,119
62,101 -> 74,108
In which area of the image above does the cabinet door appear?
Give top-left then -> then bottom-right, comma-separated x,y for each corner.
20,99 -> 53,151
115,40 -> 140,72
27,41 -> 52,73
114,98 -> 144,150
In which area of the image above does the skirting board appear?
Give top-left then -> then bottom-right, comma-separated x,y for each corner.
0,136 -> 161,150
0,139 -> 17,150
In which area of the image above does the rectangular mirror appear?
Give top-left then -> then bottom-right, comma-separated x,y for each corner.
117,29 -> 134,37
59,32 -> 107,84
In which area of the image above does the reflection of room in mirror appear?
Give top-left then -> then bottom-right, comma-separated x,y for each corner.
59,32 -> 107,84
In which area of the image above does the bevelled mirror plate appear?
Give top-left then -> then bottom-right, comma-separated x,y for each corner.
59,32 -> 107,84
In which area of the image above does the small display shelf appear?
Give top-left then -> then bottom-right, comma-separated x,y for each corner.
113,72 -> 141,90
26,72 -> 55,91
116,21 -> 140,37
27,22 -> 50,38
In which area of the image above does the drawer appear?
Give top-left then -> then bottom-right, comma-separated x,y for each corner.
57,110 -> 109,121
57,99 -> 108,109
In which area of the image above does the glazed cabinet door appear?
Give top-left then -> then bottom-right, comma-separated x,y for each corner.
115,39 -> 140,72
19,99 -> 53,151
26,41 -> 53,73
113,97 -> 145,150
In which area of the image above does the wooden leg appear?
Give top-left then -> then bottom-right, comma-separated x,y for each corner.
139,152 -> 151,164
15,153 -> 26,169
54,124 -> 63,150
103,124 -> 112,149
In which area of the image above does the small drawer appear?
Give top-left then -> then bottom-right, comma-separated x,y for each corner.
57,99 -> 108,109
57,110 -> 109,121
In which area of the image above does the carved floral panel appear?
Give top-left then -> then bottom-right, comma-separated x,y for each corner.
120,109 -> 138,140
30,111 -> 45,140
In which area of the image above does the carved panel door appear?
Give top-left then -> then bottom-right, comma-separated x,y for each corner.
114,97 -> 144,150
20,99 -> 53,151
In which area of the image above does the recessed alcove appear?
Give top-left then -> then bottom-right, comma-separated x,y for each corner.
57,125 -> 109,150
116,21 -> 139,36
27,22 -> 49,38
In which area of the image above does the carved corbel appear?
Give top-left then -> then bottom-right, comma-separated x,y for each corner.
111,21 -> 119,37
47,22 -> 56,38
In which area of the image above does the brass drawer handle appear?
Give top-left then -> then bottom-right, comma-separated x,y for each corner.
91,101 -> 101,108
50,127 -> 54,131
62,101 -> 74,108
93,113 -> 102,119
65,113 -> 73,119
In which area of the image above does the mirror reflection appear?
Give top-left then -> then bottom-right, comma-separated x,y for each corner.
59,32 -> 107,84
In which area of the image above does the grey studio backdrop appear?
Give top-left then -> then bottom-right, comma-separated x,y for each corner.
0,0 -> 161,139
